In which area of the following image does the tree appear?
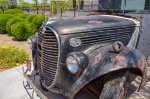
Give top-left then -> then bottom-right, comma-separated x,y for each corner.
0,0 -> 10,13
41,0 -> 48,15
32,0 -> 39,14
50,0 -> 67,14
65,0 -> 79,10
50,0 -> 78,16
18,0 -> 32,10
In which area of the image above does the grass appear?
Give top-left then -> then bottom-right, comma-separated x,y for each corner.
0,45 -> 29,69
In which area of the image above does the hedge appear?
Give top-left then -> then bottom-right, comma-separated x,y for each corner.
11,22 -> 36,40
0,9 -> 46,40
0,45 -> 29,68
0,9 -> 3,14
26,14 -> 37,22
0,14 -> 14,33
4,9 -> 24,14
32,16 -> 44,30
18,14 -> 29,19
6,17 -> 25,35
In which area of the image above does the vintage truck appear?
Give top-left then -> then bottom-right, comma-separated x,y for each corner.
24,0 -> 150,99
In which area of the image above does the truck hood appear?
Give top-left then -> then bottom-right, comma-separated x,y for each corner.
46,15 -> 139,35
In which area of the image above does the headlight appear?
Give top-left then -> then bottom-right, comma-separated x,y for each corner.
27,38 -> 33,49
27,36 -> 37,49
66,56 -> 80,74
66,53 -> 89,74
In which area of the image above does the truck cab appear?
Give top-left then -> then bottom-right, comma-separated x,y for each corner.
25,0 -> 150,99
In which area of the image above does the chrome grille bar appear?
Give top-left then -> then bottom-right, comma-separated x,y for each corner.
38,27 -> 59,87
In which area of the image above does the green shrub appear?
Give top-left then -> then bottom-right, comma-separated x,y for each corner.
11,22 -> 36,40
0,9 -> 3,14
0,45 -> 29,68
4,9 -> 24,14
18,14 -> 29,19
26,14 -> 37,22
32,16 -> 44,30
0,14 -> 14,33
6,17 -> 25,35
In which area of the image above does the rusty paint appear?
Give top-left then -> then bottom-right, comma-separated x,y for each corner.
111,59 -> 116,65
88,20 -> 103,24
116,55 -> 126,62
75,16 -> 86,20
93,52 -> 102,65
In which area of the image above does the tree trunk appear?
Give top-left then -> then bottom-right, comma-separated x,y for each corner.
36,4 -> 38,15
36,1 -> 38,15
1,6 -> 4,13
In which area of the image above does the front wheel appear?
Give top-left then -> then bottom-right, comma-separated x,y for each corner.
99,74 -> 129,99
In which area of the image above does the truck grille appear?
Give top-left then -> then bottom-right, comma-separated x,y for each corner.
37,27 -> 59,87
77,26 -> 134,45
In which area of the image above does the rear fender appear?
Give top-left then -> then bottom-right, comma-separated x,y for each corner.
69,44 -> 148,99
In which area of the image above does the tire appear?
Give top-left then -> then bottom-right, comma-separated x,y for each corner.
99,74 -> 129,99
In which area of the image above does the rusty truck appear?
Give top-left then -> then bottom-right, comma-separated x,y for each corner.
24,0 -> 150,99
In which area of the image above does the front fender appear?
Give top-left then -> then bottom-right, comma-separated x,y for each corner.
69,44 -> 148,99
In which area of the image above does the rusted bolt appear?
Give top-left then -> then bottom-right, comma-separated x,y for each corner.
112,41 -> 124,53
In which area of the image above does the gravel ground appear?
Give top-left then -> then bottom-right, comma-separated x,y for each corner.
0,65 -> 39,99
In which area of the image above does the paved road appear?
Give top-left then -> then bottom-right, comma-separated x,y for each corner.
0,65 -> 150,99
0,65 -> 39,99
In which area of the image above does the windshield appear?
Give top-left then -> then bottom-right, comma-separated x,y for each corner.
79,0 -> 150,13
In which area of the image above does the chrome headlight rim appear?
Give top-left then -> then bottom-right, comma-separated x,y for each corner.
27,37 -> 33,49
66,52 -> 89,75
27,36 -> 37,49
66,55 -> 81,75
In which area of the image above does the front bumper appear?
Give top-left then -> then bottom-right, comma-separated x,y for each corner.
23,58 -> 150,99
22,63 -> 68,99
